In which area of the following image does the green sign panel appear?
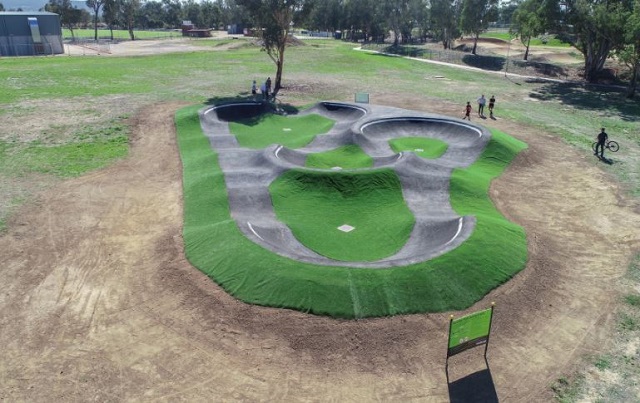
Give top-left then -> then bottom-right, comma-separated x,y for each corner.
447,307 -> 493,357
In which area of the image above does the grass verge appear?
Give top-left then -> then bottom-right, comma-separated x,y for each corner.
177,104 -> 528,318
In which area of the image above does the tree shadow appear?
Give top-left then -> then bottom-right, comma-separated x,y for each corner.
462,54 -> 505,71
204,95 -> 301,126
527,82 -> 640,122
511,60 -> 568,78
383,45 -> 428,58
448,366 -> 498,403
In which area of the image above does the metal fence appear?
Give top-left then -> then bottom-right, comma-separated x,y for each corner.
65,38 -> 112,55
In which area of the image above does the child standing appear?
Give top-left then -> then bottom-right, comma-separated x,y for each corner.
463,102 -> 472,120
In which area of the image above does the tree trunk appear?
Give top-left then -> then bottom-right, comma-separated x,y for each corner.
627,58 -> 639,99
582,32 -> 612,83
472,33 -> 478,55
523,36 -> 530,61
94,15 -> 98,40
273,43 -> 285,98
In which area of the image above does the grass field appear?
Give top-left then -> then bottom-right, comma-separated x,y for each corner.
1,37 -> 639,395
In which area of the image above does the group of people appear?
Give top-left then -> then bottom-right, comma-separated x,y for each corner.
463,94 -> 496,121
252,77 -> 272,101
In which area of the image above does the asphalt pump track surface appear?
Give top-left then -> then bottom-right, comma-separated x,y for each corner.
199,102 -> 491,268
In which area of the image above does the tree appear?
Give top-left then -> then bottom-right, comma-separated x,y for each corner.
614,0 -> 640,97
183,0 -> 203,28
430,0 -> 461,49
44,0 -> 82,39
382,0 -> 426,45
0,3 -> 5,11
510,0 -> 547,60
303,0 -> 342,32
120,0 -> 141,39
200,0 -> 223,29
236,0 -> 301,99
459,0 -> 498,55
343,0 -> 384,42
497,0 -> 522,25
162,0 -> 183,28
562,0 -> 632,83
86,0 -> 105,40
102,0 -> 118,39
137,0 -> 164,29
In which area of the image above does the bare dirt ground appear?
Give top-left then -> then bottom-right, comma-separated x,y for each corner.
1,39 -> 640,401
65,31 -> 246,56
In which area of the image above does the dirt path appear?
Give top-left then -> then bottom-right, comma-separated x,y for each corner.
1,100 -> 638,401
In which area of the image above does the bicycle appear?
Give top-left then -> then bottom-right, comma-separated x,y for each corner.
592,140 -> 619,153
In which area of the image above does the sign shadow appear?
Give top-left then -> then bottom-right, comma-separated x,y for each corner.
448,362 -> 498,403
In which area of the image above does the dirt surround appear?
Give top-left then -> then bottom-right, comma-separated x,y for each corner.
0,93 -> 639,400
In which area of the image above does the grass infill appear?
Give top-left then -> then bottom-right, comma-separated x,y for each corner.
389,137 -> 448,159
178,104 -> 528,318
229,113 -> 335,149
270,169 -> 414,261
305,145 -> 373,169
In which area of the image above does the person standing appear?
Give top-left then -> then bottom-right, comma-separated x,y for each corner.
477,94 -> 486,117
488,95 -> 496,117
251,80 -> 257,100
463,102 -> 472,120
595,128 -> 608,158
260,81 -> 267,101
266,77 -> 272,100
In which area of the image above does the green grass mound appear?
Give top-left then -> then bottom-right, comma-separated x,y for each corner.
305,145 -> 373,169
389,137 -> 448,159
270,169 -> 414,261
177,104 -> 528,318
229,113 -> 335,149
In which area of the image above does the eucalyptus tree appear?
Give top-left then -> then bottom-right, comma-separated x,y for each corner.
510,0 -> 547,60
137,0 -> 164,28
162,0 -> 183,28
343,0 -> 384,42
459,0 -> 498,54
120,0 -> 141,39
44,0 -> 83,38
614,0 -> 640,97
236,0 -> 302,97
183,0 -> 203,27
430,0 -> 461,49
303,0 -> 342,32
383,0 -> 427,44
86,0 -> 106,40
200,0 -> 223,29
102,0 -> 118,39
561,0 -> 632,83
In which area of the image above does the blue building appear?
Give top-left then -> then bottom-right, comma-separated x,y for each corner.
0,11 -> 64,56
